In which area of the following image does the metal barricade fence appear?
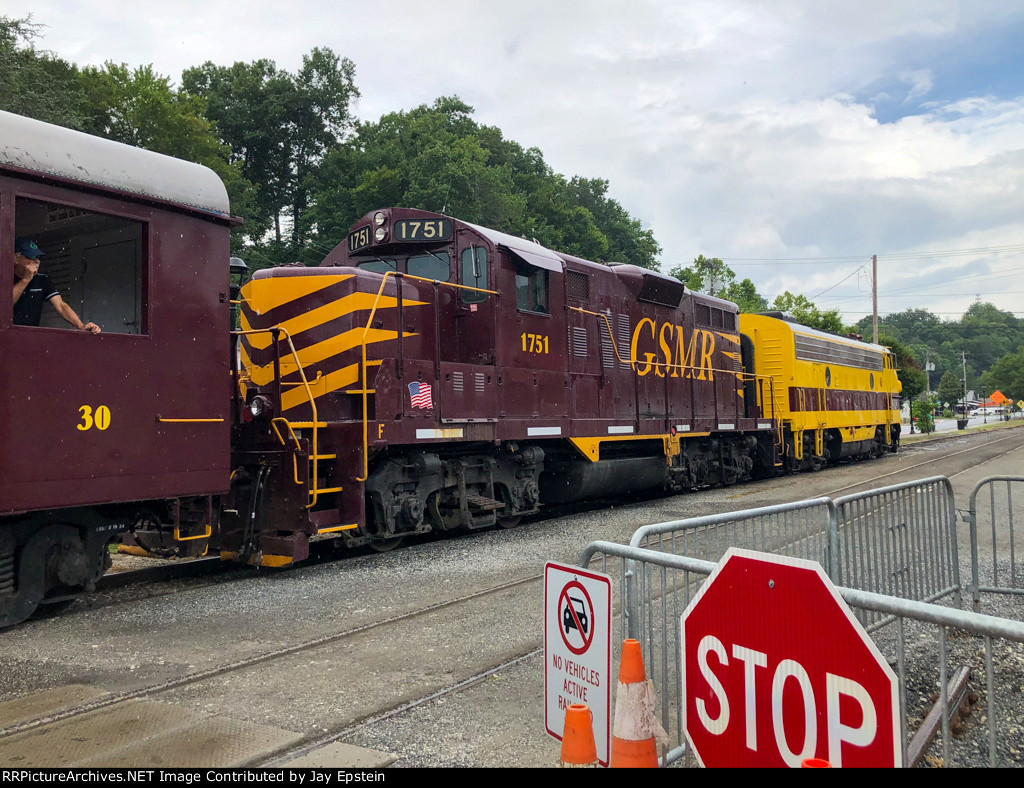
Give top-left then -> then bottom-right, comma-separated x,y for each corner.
579,540 -> 1024,768
618,498 -> 839,766
625,498 -> 839,641
967,476 -> 1024,611
834,477 -> 962,629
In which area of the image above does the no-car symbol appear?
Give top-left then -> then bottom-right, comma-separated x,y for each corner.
558,580 -> 595,656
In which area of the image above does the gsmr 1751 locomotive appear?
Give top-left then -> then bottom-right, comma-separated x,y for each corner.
225,207 -> 900,562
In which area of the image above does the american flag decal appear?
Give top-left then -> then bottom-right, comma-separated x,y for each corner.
408,381 -> 433,409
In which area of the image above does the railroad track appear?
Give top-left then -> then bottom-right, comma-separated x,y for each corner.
825,427 -> 1024,497
0,571 -> 550,756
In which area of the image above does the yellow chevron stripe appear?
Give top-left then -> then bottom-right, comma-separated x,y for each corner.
246,327 -> 415,386
239,313 -> 275,352
241,291 -> 429,352
241,273 -> 354,315
271,292 -> 427,341
722,351 -> 741,362
282,363 -> 359,411
716,332 -> 740,344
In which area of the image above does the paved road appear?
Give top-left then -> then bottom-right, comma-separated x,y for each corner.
913,413 -> 1021,434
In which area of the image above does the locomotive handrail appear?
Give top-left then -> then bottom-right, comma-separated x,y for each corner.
355,271 -> 498,483
232,326 -> 324,509
271,417 -> 302,451
568,306 -> 634,370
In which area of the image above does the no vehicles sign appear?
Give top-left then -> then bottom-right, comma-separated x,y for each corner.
544,562 -> 611,766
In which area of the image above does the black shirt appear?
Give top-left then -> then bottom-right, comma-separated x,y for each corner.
13,273 -> 59,326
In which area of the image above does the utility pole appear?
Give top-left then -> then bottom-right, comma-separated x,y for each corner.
962,350 -> 968,414
872,254 -> 878,344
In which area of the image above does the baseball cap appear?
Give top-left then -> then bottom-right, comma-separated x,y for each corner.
14,238 -> 44,259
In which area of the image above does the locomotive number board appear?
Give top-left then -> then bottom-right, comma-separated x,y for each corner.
393,218 -> 452,243
348,225 -> 372,253
348,219 -> 453,253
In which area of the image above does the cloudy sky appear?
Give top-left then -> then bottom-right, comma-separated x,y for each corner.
9,0 -> 1024,325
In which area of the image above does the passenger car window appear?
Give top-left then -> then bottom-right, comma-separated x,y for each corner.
13,197 -> 146,335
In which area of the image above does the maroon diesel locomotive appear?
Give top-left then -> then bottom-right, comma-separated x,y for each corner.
226,208 -> 780,562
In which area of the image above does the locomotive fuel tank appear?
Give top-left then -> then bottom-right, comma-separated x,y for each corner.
540,456 -> 668,504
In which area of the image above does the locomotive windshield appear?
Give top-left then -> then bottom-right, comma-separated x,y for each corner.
356,252 -> 451,281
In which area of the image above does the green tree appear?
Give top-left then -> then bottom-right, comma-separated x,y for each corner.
912,398 -> 936,433
667,256 -> 767,312
982,347 -> 1024,402
182,48 -> 359,253
75,62 -> 255,254
0,15 -> 84,127
881,332 -> 926,405
668,255 -> 735,296
770,291 -> 848,334
306,97 -> 660,268
723,278 -> 768,313
860,303 -> 1024,385
564,177 -> 661,268
936,370 -> 963,409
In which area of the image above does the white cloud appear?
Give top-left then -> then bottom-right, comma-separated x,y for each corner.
900,69 -> 935,103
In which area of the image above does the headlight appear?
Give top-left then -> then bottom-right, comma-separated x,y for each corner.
374,211 -> 387,226
249,395 -> 273,420
375,227 -> 388,242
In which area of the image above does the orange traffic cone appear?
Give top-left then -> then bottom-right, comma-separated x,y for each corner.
802,758 -> 832,768
560,704 -> 598,767
610,639 -> 667,768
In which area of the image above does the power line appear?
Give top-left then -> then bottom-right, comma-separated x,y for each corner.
809,265 -> 866,299
822,290 -> 1024,300
724,242 -> 1024,265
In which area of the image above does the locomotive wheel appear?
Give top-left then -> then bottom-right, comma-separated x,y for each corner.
368,536 -> 405,553
498,515 -> 522,529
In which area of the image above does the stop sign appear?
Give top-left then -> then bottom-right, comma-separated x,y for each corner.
682,548 -> 902,768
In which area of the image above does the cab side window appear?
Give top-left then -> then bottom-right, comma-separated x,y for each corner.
460,247 -> 488,304
14,197 -> 146,335
515,261 -> 548,314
